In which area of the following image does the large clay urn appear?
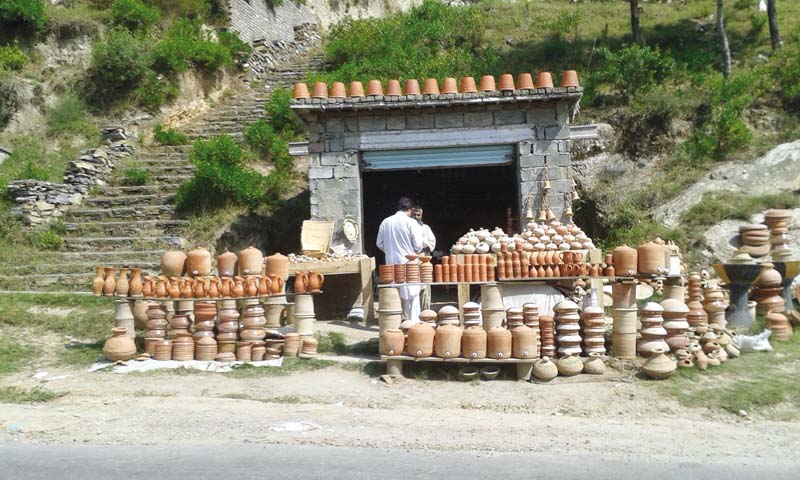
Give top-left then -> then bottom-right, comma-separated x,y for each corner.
487,326 -> 512,359
434,324 -> 462,358
641,348 -> 677,380
462,326 -> 487,359
407,322 -> 435,357
186,247 -> 212,277
532,356 -> 558,381
637,240 -> 666,275
308,271 -> 324,293
612,244 -> 637,276
161,251 -> 186,277
102,327 -> 137,361
217,250 -> 238,277
266,253 -> 289,280
381,328 -> 405,356
511,325 -> 537,359
239,246 -> 264,275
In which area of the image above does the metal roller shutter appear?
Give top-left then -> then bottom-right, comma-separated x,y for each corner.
362,145 -> 514,171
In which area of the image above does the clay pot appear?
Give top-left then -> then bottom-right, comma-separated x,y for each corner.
638,240 -> 666,274
386,79 -> 402,96
556,354 -> 583,376
434,324 -> 462,358
239,246 -> 264,275
294,272 -> 308,294
307,271 -> 324,293
422,78 -> 440,95
404,79 -> 420,95
462,326 -> 487,359
153,339 -> 173,361
479,75 -> 496,91
497,73 -> 515,91
533,356 -> 558,381
292,82 -> 310,99
511,325 -> 537,359
407,323 -> 435,357
487,326 -> 512,359
560,70 -> 580,87
92,266 -> 105,296
612,244 -> 637,276
217,250 -> 238,277
161,251 -> 186,277
311,82 -> 328,99
583,353 -> 606,375
268,275 -> 285,295
535,71 -> 553,89
367,79 -> 383,96
186,247 -> 212,276
517,73 -> 534,90
348,81 -> 365,97
441,77 -> 458,94
265,253 -> 289,280
129,268 -> 143,296
103,267 -> 116,296
329,81 -> 346,98
381,328 -> 405,356
641,348 -> 676,379
460,76 -> 477,93
102,327 -> 137,362
115,267 -> 129,296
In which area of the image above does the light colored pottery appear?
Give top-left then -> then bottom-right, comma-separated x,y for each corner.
641,348 -> 676,379
407,322 -> 435,357
266,253 -> 289,280
462,326 -> 487,359
583,352 -> 605,375
434,324 -> 462,358
533,356 -> 558,381
103,267 -> 116,296
128,268 -> 143,296
161,251 -> 186,277
556,354 -> 583,376
217,250 -> 238,277
381,328 -> 405,356
92,266 -> 105,296
186,247 -> 212,277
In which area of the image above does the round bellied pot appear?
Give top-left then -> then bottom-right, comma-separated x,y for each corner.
407,322 -> 435,357
641,348 -> 677,380
239,246 -> 264,276
532,356 -> 558,382
380,328 -> 405,356
186,247 -> 212,277
556,354 -> 583,377
637,240 -> 666,275
102,327 -> 137,362
583,352 -> 606,375
217,250 -> 238,277
161,251 -> 186,278
612,244 -> 638,276
433,324 -> 462,358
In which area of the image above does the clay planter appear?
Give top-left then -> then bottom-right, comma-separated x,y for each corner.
497,73 -> 515,91
422,78 -> 440,95
102,327 -> 137,361
367,79 -> 383,96
348,81 -> 365,97
460,76 -> 477,93
311,82 -> 328,99
434,324 -> 462,358
560,70 -> 580,87
479,75 -> 496,91
236,342 -> 252,361
535,71 -> 553,89
386,79 -> 402,96
293,82 -> 310,99
441,77 -> 458,94
381,328 -> 405,356
556,354 -> 583,376
516,73 -> 534,90
407,323 -> 435,357
533,356 -> 558,382
329,81 -> 346,98
641,348 -> 676,380
404,79 -> 420,95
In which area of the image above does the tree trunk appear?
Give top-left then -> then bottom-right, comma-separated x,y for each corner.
717,0 -> 732,78
630,0 -> 643,45
768,0 -> 780,50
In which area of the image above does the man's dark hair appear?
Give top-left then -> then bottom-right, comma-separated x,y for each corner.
397,197 -> 414,212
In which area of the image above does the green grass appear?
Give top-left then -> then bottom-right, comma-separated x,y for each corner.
0,135 -> 75,187
45,94 -> 99,139
120,166 -> 149,186
0,293 -> 113,341
0,334 -> 39,374
0,386 -> 64,404
58,341 -> 104,366
153,124 -> 189,145
682,191 -> 800,229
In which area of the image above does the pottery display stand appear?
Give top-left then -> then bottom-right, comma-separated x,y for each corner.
288,257 -> 375,324
713,263 -> 766,328
611,280 -> 637,359
380,355 -> 536,381
773,261 -> 800,311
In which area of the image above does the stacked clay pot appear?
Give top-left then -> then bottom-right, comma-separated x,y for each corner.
300,337 -> 318,357
283,332 -> 301,357
240,301 -> 267,342
539,315 -> 556,358
506,307 -> 524,328
581,305 -> 606,355
554,300 -> 582,357
434,324 -> 462,358
463,302 -> 482,327
766,310 -> 793,341
480,284 -> 504,329
378,265 -> 394,284
406,261 -> 421,284
686,273 -> 708,329
437,305 -> 460,326
769,220 -> 792,257
419,309 -> 438,329
172,332 -> 195,361
703,282 -> 728,329
522,303 -> 541,354
738,224 -> 770,258
168,308 -> 191,340
752,263 -> 785,315
195,336 -> 218,361
407,322 -> 435,357
487,326 -> 512,359
153,339 -> 173,361
378,287 -> 403,331
420,257 -> 434,283
193,302 -> 216,341
462,326 -> 487,359
661,298 -> 690,352
637,302 -> 668,357
216,301 -> 240,353
144,303 -> 167,356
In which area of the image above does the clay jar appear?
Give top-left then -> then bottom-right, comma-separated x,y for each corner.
269,275 -> 285,295
533,356 -> 558,381
487,326 -> 512,359
641,348 -> 677,380
93,266 -> 105,295
612,244 -> 637,276
217,250 -> 238,277
294,272 -> 308,294
103,267 -> 116,296
102,327 -> 137,361
462,326 -> 487,359
407,323 -> 435,357
186,247 -> 212,276
556,354 -> 583,376
266,253 -> 289,280
381,328 -> 405,356
239,246 -> 264,275
161,251 -> 187,278
307,271 -> 324,293
511,325 -> 537,359
583,353 -> 606,375
129,268 -> 143,296
637,240 -> 666,275
434,324 -> 462,358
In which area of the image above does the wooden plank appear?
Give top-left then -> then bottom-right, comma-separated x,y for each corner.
359,256 -> 375,325
380,355 -> 537,365
288,259 -> 363,275
457,283 -> 470,323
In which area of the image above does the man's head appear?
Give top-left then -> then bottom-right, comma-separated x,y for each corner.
396,197 -> 414,214
412,206 -> 423,222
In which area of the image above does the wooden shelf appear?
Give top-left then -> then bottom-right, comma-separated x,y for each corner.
101,292 -> 322,302
381,355 -> 536,364
377,276 -> 634,288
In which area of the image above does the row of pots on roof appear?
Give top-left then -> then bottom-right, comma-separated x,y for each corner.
292,71 -> 580,100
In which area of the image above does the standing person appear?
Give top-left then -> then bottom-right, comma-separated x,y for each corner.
377,197 -> 424,323
412,206 -> 436,311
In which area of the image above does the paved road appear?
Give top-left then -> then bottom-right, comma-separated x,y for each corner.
1,443 -> 795,479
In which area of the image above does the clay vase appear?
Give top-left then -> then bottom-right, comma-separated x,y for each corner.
381,328 -> 405,356
641,348 -> 676,380
102,327 -> 137,362
583,352 -> 606,375
186,247 -> 212,277
462,326 -> 487,359
161,251 -> 186,278
441,77 -> 458,94
560,70 -> 580,87
535,71 -> 553,89
155,277 -> 167,298
385,79 -> 402,96
407,322 -> 435,357
193,277 -> 206,298
114,267 -> 130,296
232,277 -> 245,298
329,81 -> 346,98
292,82 -> 310,99
404,79 -> 420,95
422,78 -> 439,95
239,246 -> 264,275
367,79 -> 383,96
460,76 -> 477,93
129,268 -> 143,297
217,250 -> 238,277
92,266 -> 105,296
517,73 -> 534,90
311,81 -> 328,99
208,278 -> 220,298
308,271 -> 325,293
269,275 -> 285,295
220,277 -> 231,297
348,81 -> 364,97
245,277 -> 258,297
180,279 -> 193,299
103,267 -> 116,296
434,324 -> 462,358
556,354 -> 583,376
294,272 -> 308,294
258,276 -> 271,296
265,253 -> 289,280
533,356 -> 558,382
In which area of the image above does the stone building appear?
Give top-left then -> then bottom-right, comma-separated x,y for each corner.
291,79 -> 582,261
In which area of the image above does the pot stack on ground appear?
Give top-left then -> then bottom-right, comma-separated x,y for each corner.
661,298 -> 690,352
637,302 -> 668,357
611,282 -> 637,358
581,305 -> 605,355
686,273 -> 708,329
554,300 -> 582,357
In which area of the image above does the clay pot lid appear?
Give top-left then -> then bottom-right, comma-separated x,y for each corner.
583,305 -> 604,314
462,302 -> 480,310
660,298 -> 690,314
739,224 -> 768,232
756,266 -> 782,287
438,305 -> 459,316
419,309 -> 438,321
764,208 -> 793,218
553,300 -> 579,311
642,302 -> 664,313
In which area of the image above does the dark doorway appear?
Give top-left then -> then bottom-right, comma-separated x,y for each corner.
362,163 -> 519,265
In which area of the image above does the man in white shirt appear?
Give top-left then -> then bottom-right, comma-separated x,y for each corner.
412,206 -> 436,311
377,197 -> 424,323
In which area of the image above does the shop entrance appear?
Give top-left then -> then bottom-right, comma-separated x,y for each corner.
361,162 -> 519,265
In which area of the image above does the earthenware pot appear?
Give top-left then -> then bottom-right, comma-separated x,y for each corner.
116,267 -> 130,296
441,77 -> 458,94
265,253 -> 289,280
103,267 -> 116,296
161,251 -> 186,277
462,326 -> 487,359
517,72 -> 534,90
533,356 -> 558,381
641,348 -> 676,379
404,79 -> 420,95
367,79 -> 383,96
380,328 -> 405,356
460,76 -> 477,93
294,272 -> 308,294
92,266 -> 105,296
422,78 -> 440,95
434,324 -> 462,358
329,81 -> 346,98
497,73 -> 515,91
311,82 -> 328,99
129,268 -> 143,297
232,277 -> 244,298
269,275 -> 285,294
511,325 -> 537,359
186,247 -> 212,276
535,71 -> 553,88
238,246 -> 264,276
583,352 -> 605,375
479,75 -> 496,91
217,250 -> 238,277
102,327 -> 137,362
348,81 -> 364,97
308,271 -> 324,293
638,240 -> 666,274
560,70 -> 580,87
556,354 -> 583,376
292,82 -> 310,99
385,79 -> 402,96
407,322 -> 435,357
612,244 -> 637,276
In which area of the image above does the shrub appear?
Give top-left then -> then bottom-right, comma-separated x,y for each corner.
0,0 -> 46,31
266,88 -> 303,139
37,227 -> 63,250
0,42 -> 26,70
592,45 -> 674,102
110,0 -> 159,31
153,124 -> 189,145
775,30 -> 800,107
151,19 -> 236,74
133,72 -> 177,112
217,30 -> 251,60
87,28 -> 149,102
244,119 -> 278,157
45,4 -> 104,39
121,166 -> 148,186
682,192 -> 800,228
45,93 -> 98,138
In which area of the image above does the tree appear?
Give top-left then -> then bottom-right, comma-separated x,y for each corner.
630,0 -> 643,46
717,0 -> 731,78
767,0 -> 780,50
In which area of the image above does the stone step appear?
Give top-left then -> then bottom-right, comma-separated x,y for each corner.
66,219 -> 188,236
84,193 -> 176,208
0,260 -> 160,276
143,145 -> 193,153
151,174 -> 193,184
135,151 -> 190,158
57,250 -> 167,261
137,164 -> 195,175
187,131 -> 243,140
133,157 -> 192,165
63,235 -> 185,252
63,204 -> 177,221
98,184 -> 183,195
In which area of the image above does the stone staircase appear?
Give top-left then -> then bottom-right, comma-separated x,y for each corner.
0,53 -> 326,291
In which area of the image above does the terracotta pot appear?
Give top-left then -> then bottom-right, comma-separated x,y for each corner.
583,352 -> 606,375
497,73 -> 515,91
161,251 -> 186,278
217,250 -> 237,277
638,240 -> 666,275
380,328 -> 405,356
556,354 -> 583,376
308,271 -> 324,293
265,253 -> 289,280
115,267 -> 129,296
103,267 -> 116,296
441,77 -> 458,94
102,327 -> 137,361
511,325 -> 537,359
460,76 -> 477,93
232,278 -> 244,298
641,348 -> 676,379
434,324 -> 462,358
517,73 -> 534,90
348,81 -> 364,97
367,79 -> 383,96
386,79 -> 402,96
186,247 -> 212,276
407,322 -> 435,357
311,82 -> 328,99
535,71 -> 553,89
92,266 -> 105,296
560,70 -> 580,87
268,275 -> 285,294
329,81 -> 346,98
487,326 -> 512,359
612,244 -> 637,276
129,268 -> 143,297
533,356 -> 558,381
422,78 -> 440,95
462,326 -> 487,359
404,79 -> 420,95
238,246 -> 264,275
294,272 -> 308,293
292,82 -> 310,99
479,75 -> 496,91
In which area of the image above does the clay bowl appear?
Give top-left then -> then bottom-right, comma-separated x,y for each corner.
418,255 -> 432,263
292,82 -> 310,99
404,79 -> 420,95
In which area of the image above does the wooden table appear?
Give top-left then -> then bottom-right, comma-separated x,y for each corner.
289,257 -> 375,324
380,354 -> 537,381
